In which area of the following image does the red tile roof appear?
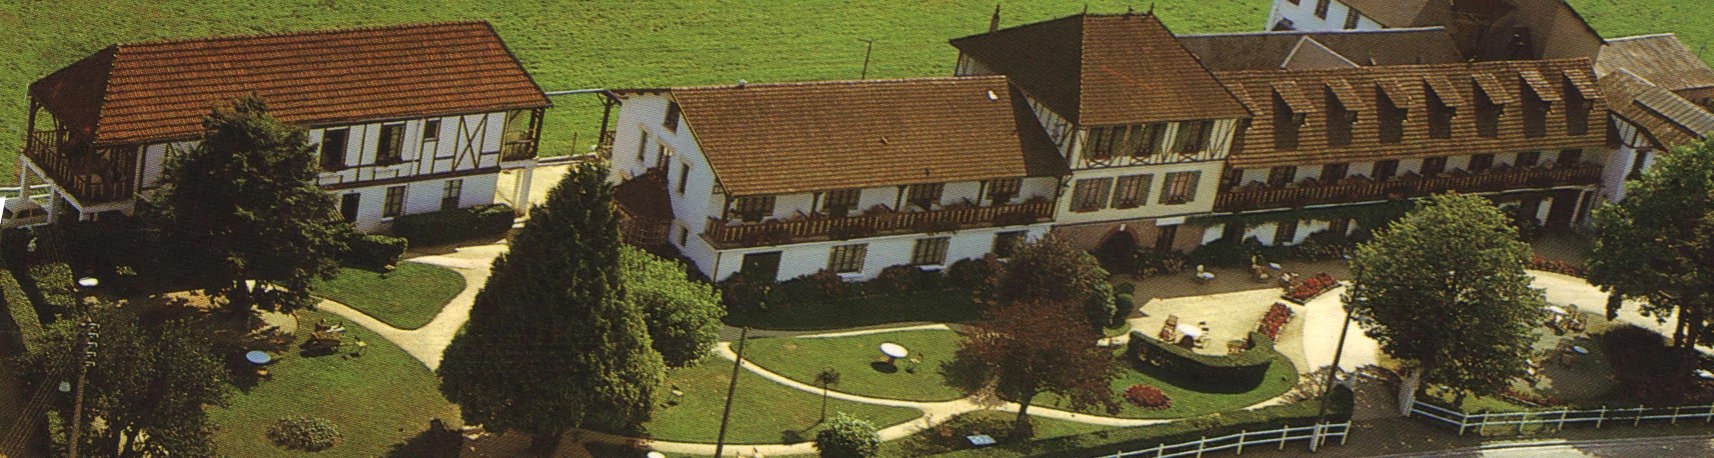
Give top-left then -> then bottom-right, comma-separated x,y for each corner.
1596,34 -> 1714,92
950,13 -> 1250,126
667,76 -> 1066,197
29,21 -> 549,146
1178,28 -> 1462,71
1216,58 -> 1610,168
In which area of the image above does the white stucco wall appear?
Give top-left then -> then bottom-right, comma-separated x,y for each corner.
334,174 -> 499,232
704,224 -> 1051,282
1268,0 -> 1385,31
1054,161 -> 1224,224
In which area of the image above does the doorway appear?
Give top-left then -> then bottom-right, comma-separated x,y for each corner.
340,193 -> 360,223
740,251 -> 782,281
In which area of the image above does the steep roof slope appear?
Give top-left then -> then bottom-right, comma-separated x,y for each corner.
1178,28 -> 1461,71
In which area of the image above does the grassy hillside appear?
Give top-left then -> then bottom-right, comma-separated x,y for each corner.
1,0 -> 1707,184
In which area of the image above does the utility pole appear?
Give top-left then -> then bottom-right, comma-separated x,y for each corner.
67,277 -> 99,458
858,39 -> 875,79
713,327 -> 749,457
1317,297 -> 1358,422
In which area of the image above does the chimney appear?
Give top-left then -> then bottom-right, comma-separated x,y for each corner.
989,4 -> 1001,33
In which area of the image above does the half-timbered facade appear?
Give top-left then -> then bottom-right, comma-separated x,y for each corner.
607,77 -> 1065,282
950,13 -> 1253,253
20,21 -> 549,231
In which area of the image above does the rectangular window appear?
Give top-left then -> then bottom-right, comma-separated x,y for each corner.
320,128 -> 349,170
1314,0 -> 1330,19
987,178 -> 1021,204
1274,220 -> 1299,245
1126,123 -> 1167,157
1111,174 -> 1152,209
1421,156 -> 1447,176
1220,167 -> 1244,191
635,131 -> 650,161
910,237 -> 951,266
1378,88 -> 1405,144
1427,90 -> 1454,139
383,185 -> 406,218
1084,127 -> 1113,161
677,164 -> 691,194
1321,163 -> 1349,182
824,189 -> 861,217
1522,85 -> 1548,138
378,123 -> 406,164
1374,159 -> 1399,180
1268,166 -> 1297,187
1161,171 -> 1200,205
1071,177 -> 1113,212
828,244 -> 868,273
423,119 -> 441,142
731,196 -> 775,222
1557,149 -> 1582,166
1343,9 -> 1361,29
1173,120 -> 1212,155
1468,154 -> 1494,172
907,183 -> 944,209
993,231 -> 1027,258
441,179 -> 463,212
664,101 -> 682,133
1516,151 -> 1541,167
677,224 -> 690,247
1565,78 -> 1591,136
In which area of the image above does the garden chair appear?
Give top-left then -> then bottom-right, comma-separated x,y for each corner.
1227,340 -> 1248,355
1164,314 -> 1180,328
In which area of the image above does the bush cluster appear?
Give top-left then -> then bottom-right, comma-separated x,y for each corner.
720,260 -> 992,315
390,203 -> 513,247
267,416 -> 342,451
0,260 -> 44,352
1528,255 -> 1582,277
343,234 -> 408,269
1128,331 -> 1277,391
1124,384 -> 1172,409
1603,325 -> 1713,405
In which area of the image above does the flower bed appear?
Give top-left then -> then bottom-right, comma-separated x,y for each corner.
1529,256 -> 1582,277
1281,273 -> 1338,304
1124,384 -> 1172,410
1256,302 -> 1294,340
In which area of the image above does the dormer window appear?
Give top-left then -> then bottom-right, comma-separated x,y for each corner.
1325,89 -> 1354,147
1377,87 -> 1406,144
1563,75 -> 1591,135
1173,120 -> 1213,155
1273,93 -> 1303,151
1473,74 -> 1513,139
824,189 -> 860,217
1427,88 -> 1454,139
906,183 -> 944,210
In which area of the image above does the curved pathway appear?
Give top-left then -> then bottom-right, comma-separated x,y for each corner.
313,241 -> 506,370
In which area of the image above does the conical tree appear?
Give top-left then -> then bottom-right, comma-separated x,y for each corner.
437,163 -> 664,449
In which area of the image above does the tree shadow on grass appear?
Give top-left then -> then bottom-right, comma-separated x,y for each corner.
870,361 -> 899,373
385,419 -> 462,458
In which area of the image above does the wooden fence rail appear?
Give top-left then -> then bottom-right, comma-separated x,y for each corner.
1095,422 -> 1351,457
1409,399 -> 1714,436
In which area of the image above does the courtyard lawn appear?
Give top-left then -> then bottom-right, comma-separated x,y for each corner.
638,358 -> 921,444
1037,352 -> 1299,419
880,409 -> 1121,457
724,290 -> 982,330
206,310 -> 461,457
309,262 -> 463,330
742,329 -> 966,402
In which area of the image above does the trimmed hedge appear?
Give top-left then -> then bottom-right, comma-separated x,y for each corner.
344,234 -> 408,269
1127,330 -> 1276,392
23,261 -> 77,321
390,203 -> 514,247
0,260 -> 44,353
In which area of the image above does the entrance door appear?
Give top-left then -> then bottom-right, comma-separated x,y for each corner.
1096,231 -> 1139,274
740,252 -> 782,281
1154,225 -> 1179,252
340,193 -> 361,223
1545,190 -> 1579,229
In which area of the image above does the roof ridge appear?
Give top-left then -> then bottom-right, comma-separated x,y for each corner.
672,75 -> 1004,91
1179,26 -> 1448,38
113,20 -> 490,49
1605,33 -> 1680,42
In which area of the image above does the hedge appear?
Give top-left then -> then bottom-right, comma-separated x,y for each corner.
389,203 -> 514,247
1127,330 -> 1276,391
0,260 -> 44,353
1027,386 -> 1355,457
343,234 -> 408,269
23,261 -> 77,321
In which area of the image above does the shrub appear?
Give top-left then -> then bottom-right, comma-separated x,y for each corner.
1124,384 -> 1172,409
1111,292 -> 1135,325
1127,331 -> 1277,391
390,203 -> 514,247
1603,325 -> 1711,405
267,416 -> 342,451
24,261 -> 77,319
946,254 -> 1002,306
869,265 -> 944,296
1188,237 -> 1254,268
0,261 -> 44,352
1528,255 -> 1582,277
815,412 -> 880,458
344,234 -> 407,269
1132,248 -> 1188,278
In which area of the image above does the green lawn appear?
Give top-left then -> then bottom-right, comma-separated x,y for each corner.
206,310 -> 461,457
310,262 -> 464,330
636,358 -> 921,444
1036,352 -> 1299,419
880,410 -> 1120,457
743,329 -> 967,402
725,290 -> 984,330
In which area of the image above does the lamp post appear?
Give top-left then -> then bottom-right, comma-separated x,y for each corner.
67,276 -> 99,458
1317,294 -> 1360,422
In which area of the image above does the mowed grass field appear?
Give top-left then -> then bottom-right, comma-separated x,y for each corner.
0,0 -> 1707,181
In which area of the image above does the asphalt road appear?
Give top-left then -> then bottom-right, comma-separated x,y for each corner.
1381,435 -> 1714,457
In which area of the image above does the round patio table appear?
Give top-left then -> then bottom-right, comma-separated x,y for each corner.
1176,323 -> 1205,339
879,342 -> 908,363
245,350 -> 271,365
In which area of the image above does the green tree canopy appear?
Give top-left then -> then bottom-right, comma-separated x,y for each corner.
813,412 -> 880,458
19,307 -> 229,457
997,234 -> 1116,327
955,297 -> 1120,437
1347,194 -> 1542,398
1588,141 -> 1714,350
156,94 -> 349,312
437,163 -> 664,447
618,245 -> 725,367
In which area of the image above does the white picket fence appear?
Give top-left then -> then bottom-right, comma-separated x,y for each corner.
1410,399 -> 1714,436
1095,422 -> 1351,458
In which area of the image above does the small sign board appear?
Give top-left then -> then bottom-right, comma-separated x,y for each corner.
966,434 -> 996,446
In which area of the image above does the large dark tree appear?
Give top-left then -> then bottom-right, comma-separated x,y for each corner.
157,95 -> 348,312
19,307 -> 229,457
617,245 -> 725,367
1347,194 -> 1542,401
956,297 -> 1120,437
1588,141 -> 1714,350
437,163 -> 664,448
997,234 -> 1116,327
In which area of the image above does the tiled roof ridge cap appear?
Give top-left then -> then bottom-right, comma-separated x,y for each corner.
1216,56 -> 1595,76
1178,26 -> 1448,38
112,20 -> 490,49
1606,33 -> 1679,42
671,75 -> 1005,91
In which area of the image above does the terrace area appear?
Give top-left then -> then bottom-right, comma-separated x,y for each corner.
1215,163 -> 1603,212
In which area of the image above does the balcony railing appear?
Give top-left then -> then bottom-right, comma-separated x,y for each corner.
500,140 -> 536,162
23,130 -> 135,203
705,200 -> 1053,248
1215,164 -> 1602,212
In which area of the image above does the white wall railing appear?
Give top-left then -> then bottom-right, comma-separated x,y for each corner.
1410,399 -> 1714,436
1095,422 -> 1351,457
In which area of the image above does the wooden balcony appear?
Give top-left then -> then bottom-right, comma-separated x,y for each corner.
1215,164 -> 1602,212
705,200 -> 1054,249
22,130 -> 136,204
500,140 -> 537,162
